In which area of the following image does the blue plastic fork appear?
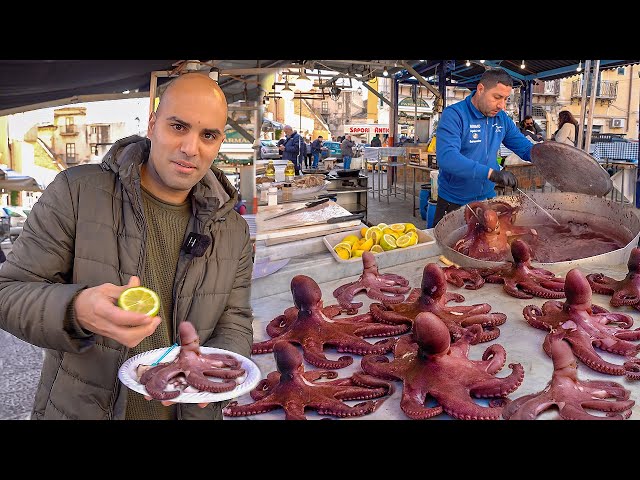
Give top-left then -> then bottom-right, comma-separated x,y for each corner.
151,342 -> 178,366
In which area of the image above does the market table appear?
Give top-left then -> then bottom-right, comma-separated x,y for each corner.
229,232 -> 640,420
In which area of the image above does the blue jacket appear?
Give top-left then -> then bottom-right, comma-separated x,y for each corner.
436,93 -> 533,205
282,132 -> 305,163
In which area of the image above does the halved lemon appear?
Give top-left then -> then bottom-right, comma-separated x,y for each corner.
383,228 -> 402,240
371,245 -> 384,254
342,234 -> 360,247
404,223 -> 417,233
118,286 -> 161,317
376,223 -> 388,230
359,238 -> 374,252
365,226 -> 384,244
408,231 -> 419,246
335,246 -> 351,260
395,234 -> 413,248
352,249 -> 365,258
380,234 -> 397,251
390,223 -> 406,233
334,242 -> 352,252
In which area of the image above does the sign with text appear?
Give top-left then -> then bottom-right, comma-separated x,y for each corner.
344,124 -> 390,134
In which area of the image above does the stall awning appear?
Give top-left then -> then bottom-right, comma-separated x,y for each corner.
0,169 -> 42,192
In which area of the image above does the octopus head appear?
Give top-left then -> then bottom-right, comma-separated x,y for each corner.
273,340 -> 303,377
482,209 -> 499,233
362,251 -> 377,271
511,239 -> 532,264
564,268 -> 592,307
413,312 -> 451,355
178,321 -> 200,353
291,275 -> 322,313
421,263 -> 446,299
628,247 -> 640,275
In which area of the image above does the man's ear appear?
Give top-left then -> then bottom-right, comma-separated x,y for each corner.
147,112 -> 157,137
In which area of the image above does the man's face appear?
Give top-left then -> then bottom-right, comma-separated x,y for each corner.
147,87 -> 227,203
284,126 -> 293,137
525,119 -> 534,128
475,82 -> 512,117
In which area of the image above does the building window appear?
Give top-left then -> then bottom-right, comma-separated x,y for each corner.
65,117 -> 75,134
321,101 -> 329,114
66,143 -> 76,163
617,67 -> 625,75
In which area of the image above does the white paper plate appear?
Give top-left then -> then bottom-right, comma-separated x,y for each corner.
118,346 -> 262,403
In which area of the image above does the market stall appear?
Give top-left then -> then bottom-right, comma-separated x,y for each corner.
231,231 -> 640,420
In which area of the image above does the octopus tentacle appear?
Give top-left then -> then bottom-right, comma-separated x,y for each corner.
187,371 -> 238,393
469,363 -> 525,398
442,265 -> 485,290
400,388 -> 443,420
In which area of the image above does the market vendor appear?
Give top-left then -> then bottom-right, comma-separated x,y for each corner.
433,68 -> 534,226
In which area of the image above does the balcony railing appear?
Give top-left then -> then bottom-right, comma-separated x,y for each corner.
532,79 -> 560,96
60,124 -> 78,135
571,80 -> 618,100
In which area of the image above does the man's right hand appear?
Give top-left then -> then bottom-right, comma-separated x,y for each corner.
489,169 -> 518,188
74,276 -> 161,348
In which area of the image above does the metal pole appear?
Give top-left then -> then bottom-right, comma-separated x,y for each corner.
584,60 -> 600,154
577,60 -> 591,150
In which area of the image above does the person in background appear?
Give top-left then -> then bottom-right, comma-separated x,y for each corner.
0,72 -> 254,420
370,134 -> 382,147
341,134 -> 356,170
304,137 -> 312,169
520,115 -> 544,143
553,110 -> 579,147
433,68 -> 534,226
311,135 -> 324,169
278,125 -> 304,175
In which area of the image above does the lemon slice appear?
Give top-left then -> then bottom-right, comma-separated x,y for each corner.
376,223 -> 388,230
380,234 -> 397,251
408,231 -> 419,246
118,286 -> 161,317
371,245 -> 384,254
360,238 -> 374,251
352,249 -> 365,258
395,234 -> 412,248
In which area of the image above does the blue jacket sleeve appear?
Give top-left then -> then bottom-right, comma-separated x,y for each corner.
503,120 -> 533,161
437,108 -> 491,181
284,137 -> 300,156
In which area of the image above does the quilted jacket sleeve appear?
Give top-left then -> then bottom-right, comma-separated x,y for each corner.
202,219 -> 254,358
0,171 -> 93,352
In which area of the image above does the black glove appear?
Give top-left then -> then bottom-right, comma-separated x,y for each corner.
489,169 -> 518,188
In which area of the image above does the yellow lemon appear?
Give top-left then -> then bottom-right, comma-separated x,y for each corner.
360,227 -> 369,238
341,234 -> 360,247
365,226 -> 384,245
404,223 -> 417,233
371,245 -> 384,254
360,238 -> 374,252
352,249 -> 365,258
335,246 -> 351,260
118,286 -> 161,317
380,234 -> 397,251
334,242 -> 352,252
377,223 -> 388,230
395,234 -> 413,248
383,228 -> 402,240
408,231 -> 419,246
390,223 -> 406,233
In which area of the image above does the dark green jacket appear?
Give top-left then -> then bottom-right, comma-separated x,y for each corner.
0,136 -> 254,419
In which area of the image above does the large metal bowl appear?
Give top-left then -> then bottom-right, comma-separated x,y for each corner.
434,192 -> 640,269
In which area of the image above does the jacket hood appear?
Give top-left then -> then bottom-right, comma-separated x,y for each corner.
101,135 -> 238,222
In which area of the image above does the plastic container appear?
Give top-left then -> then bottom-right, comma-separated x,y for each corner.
426,199 -> 438,229
267,187 -> 278,206
265,161 -> 276,178
282,183 -> 293,202
284,161 -> 295,182
419,184 -> 431,221
430,170 -> 439,201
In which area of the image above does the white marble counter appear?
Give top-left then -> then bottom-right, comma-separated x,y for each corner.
233,250 -> 640,420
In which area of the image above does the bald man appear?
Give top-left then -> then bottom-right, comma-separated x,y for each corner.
0,72 -> 254,420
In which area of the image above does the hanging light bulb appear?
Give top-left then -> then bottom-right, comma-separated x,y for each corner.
576,60 -> 582,72
383,66 -> 389,77
520,60 -> 526,69
480,60 -> 485,64
280,78 -> 295,101
466,60 -> 471,67
294,69 -> 313,92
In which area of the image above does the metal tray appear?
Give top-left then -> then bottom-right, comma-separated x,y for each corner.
323,228 -> 435,263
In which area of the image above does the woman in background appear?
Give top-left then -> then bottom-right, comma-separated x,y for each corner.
553,110 -> 579,146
